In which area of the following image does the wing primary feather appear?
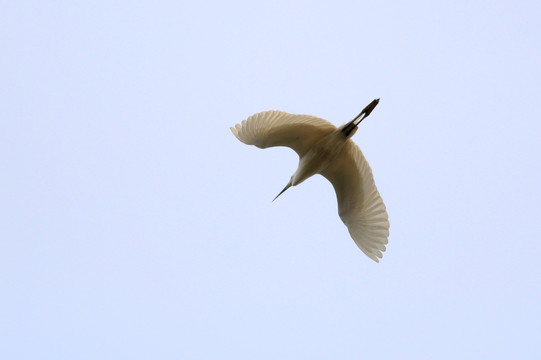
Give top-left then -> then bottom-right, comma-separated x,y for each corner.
321,140 -> 389,262
231,111 -> 336,156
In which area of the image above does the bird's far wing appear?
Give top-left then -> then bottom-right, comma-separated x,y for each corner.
230,111 -> 336,157
320,140 -> 389,262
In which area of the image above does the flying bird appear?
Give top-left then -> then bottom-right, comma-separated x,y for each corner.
230,99 -> 389,262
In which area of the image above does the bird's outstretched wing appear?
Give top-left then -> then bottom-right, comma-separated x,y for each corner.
230,111 -> 336,157
321,140 -> 389,262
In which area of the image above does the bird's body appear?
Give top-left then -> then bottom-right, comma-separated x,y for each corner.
293,130 -> 348,185
230,99 -> 389,262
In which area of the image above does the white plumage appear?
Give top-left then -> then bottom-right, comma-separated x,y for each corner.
230,100 -> 389,262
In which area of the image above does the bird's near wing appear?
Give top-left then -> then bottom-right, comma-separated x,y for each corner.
230,111 -> 336,157
321,140 -> 389,262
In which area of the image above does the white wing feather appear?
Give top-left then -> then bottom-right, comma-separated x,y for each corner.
321,140 -> 389,262
230,111 -> 336,156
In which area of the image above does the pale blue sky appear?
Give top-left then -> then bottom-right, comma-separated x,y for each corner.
2,1 -> 540,359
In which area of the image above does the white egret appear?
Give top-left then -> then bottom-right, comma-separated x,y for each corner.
230,99 -> 389,262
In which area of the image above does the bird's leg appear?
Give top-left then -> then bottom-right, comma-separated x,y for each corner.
342,98 -> 380,136
353,98 -> 380,125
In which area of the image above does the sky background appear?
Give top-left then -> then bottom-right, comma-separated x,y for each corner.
2,1 -> 541,359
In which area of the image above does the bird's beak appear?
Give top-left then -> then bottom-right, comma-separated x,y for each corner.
273,179 -> 292,202
342,98 -> 380,136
